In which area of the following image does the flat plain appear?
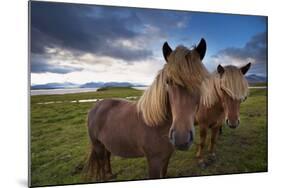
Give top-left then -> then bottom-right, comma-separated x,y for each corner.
30,87 -> 267,187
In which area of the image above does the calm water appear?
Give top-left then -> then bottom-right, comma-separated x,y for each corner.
32,86 -> 266,105
31,87 -> 148,96
30,86 -> 265,96
30,88 -> 99,96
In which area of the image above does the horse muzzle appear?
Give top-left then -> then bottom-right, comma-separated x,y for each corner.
226,119 -> 240,129
169,129 -> 194,151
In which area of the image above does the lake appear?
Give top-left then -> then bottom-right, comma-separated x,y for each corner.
30,87 -> 148,96
30,86 -> 265,96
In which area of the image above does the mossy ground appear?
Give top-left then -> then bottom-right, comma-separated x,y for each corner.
30,87 -> 267,187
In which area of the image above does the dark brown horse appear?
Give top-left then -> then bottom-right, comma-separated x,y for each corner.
85,39 -> 209,180
196,63 -> 251,167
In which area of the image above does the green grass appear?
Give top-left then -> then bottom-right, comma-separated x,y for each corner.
31,87 -> 142,105
96,86 -> 135,91
30,87 -> 267,186
249,82 -> 267,87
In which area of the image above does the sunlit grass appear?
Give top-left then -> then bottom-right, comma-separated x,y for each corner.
30,87 -> 267,186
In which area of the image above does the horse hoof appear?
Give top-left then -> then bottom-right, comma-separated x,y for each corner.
208,153 -> 216,162
106,173 -> 117,180
198,161 -> 206,169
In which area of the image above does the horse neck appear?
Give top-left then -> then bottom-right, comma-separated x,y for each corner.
155,117 -> 173,136
201,80 -> 225,117
212,86 -> 225,116
157,95 -> 174,128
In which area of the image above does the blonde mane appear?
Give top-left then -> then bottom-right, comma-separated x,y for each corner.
137,45 -> 209,126
165,46 -> 208,92
137,69 -> 168,126
201,65 -> 249,108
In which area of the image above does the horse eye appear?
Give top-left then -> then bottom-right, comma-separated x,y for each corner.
166,79 -> 171,84
241,96 -> 247,102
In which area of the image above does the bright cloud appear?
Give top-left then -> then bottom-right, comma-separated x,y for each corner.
30,1 -> 267,85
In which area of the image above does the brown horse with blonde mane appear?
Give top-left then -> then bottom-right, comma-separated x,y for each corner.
85,39 -> 209,180
196,63 -> 251,167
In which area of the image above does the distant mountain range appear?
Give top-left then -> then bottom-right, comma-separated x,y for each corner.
79,81 -> 142,88
31,74 -> 266,90
31,82 -> 79,89
245,74 -> 267,84
31,81 -> 147,90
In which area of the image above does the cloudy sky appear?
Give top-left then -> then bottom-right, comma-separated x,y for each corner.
30,1 -> 267,85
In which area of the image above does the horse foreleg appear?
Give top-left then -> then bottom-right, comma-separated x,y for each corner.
219,126 -> 223,135
160,161 -> 169,178
208,126 -> 220,160
147,157 -> 165,179
196,126 -> 207,167
160,153 -> 172,178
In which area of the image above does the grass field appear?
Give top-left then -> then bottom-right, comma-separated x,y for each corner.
30,87 -> 267,187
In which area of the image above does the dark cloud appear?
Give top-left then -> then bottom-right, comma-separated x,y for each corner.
135,9 -> 190,30
212,32 -> 267,75
30,2 -> 192,74
31,54 -> 83,74
213,32 -> 267,65
31,2 -> 152,62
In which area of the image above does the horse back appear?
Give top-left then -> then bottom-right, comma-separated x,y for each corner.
88,99 -> 128,135
87,99 -> 147,157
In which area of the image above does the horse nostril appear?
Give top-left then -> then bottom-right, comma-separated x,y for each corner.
226,119 -> 229,125
189,131 -> 193,142
169,129 -> 175,145
169,129 -> 174,139
187,131 -> 193,143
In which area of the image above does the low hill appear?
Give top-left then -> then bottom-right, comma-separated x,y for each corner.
246,74 -> 267,84
31,81 -> 146,89
96,86 -> 139,92
31,82 -> 79,90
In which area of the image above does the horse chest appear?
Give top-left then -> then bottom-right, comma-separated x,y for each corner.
110,146 -> 144,158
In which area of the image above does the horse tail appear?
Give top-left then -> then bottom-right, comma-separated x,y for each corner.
83,143 -> 98,180
84,108 -> 107,181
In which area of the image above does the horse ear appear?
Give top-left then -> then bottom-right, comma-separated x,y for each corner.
162,42 -> 172,62
240,62 -> 251,75
195,38 -> 207,60
217,64 -> 224,75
